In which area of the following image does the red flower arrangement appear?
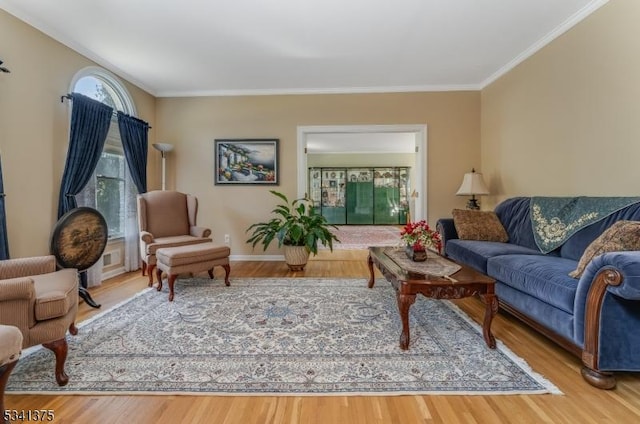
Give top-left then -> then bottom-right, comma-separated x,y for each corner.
400,220 -> 442,252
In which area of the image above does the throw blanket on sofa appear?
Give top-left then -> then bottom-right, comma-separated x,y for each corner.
530,196 -> 640,253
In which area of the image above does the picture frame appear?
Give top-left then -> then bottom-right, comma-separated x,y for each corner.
214,139 -> 279,185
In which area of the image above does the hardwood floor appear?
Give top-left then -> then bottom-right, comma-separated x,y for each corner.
6,249 -> 640,423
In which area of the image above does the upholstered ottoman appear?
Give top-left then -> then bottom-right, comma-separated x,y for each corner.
1,325 -> 22,423
155,242 -> 231,301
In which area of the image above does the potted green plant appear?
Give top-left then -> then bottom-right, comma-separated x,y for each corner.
246,190 -> 340,270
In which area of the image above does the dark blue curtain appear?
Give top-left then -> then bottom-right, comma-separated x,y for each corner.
117,111 -> 149,193
57,93 -> 113,219
0,153 -> 9,260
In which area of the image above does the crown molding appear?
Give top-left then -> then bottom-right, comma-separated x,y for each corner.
480,0 -> 609,89
155,84 -> 481,98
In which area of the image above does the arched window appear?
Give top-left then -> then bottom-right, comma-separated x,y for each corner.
71,67 -> 135,240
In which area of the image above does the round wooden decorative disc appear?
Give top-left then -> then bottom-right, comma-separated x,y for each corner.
50,207 -> 108,271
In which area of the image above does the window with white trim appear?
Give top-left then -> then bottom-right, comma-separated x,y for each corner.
72,69 -> 135,240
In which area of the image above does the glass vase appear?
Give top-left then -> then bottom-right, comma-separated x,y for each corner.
405,245 -> 427,262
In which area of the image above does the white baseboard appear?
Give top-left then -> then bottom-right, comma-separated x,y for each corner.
99,255 -> 285,282
230,254 -> 284,261
101,267 -> 126,281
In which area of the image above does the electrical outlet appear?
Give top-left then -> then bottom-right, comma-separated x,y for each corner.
224,234 -> 230,245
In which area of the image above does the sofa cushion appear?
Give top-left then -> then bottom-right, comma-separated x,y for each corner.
487,255 -> 579,315
445,240 -> 545,274
452,209 -> 508,242
494,197 -> 540,250
560,202 -> 640,261
146,235 -> 212,255
156,243 -> 230,266
569,221 -> 640,278
32,269 -> 77,321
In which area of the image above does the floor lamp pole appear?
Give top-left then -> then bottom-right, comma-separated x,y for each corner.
152,143 -> 174,191
161,151 -> 167,190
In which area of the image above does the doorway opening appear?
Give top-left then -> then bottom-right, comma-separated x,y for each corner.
297,125 -> 427,224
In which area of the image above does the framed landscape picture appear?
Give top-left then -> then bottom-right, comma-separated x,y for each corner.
214,139 -> 279,185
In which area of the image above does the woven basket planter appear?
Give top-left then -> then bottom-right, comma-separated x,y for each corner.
284,245 -> 310,271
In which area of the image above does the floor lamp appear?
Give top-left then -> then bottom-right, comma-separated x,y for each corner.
152,143 -> 174,190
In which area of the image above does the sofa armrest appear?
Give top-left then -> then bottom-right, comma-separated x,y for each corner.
573,251 -> 640,370
576,250 -> 640,302
140,231 -> 154,244
574,251 -> 640,339
436,218 -> 458,255
191,226 -> 212,238
0,277 -> 36,302
579,251 -> 640,300
0,256 -> 56,279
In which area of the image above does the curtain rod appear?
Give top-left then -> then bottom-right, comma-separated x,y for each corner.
60,94 -> 152,129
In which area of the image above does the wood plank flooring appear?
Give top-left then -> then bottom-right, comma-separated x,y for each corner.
5,250 -> 640,423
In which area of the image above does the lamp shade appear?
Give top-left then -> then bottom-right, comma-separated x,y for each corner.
152,143 -> 174,190
152,143 -> 174,153
456,170 -> 489,196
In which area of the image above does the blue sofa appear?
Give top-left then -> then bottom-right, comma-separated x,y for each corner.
437,197 -> 640,389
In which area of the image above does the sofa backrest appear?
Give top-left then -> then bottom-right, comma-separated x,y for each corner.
560,202 -> 640,261
137,190 -> 191,238
494,197 -> 539,251
494,197 -> 640,260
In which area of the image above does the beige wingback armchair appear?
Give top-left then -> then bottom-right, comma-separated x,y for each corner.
0,255 -> 78,386
137,190 -> 212,286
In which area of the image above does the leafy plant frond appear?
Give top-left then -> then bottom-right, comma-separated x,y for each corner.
245,190 -> 340,255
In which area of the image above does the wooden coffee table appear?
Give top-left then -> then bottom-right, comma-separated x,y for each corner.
367,246 -> 498,350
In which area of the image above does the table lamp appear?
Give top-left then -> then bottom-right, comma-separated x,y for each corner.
456,168 -> 489,210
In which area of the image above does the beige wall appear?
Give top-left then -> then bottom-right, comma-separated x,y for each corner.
0,10 -> 157,258
6,0 -> 633,262
0,10 -> 483,261
156,92 -> 480,256
481,0 -> 640,209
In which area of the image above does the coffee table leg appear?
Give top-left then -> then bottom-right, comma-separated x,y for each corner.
397,293 -> 416,350
367,254 -> 375,288
482,292 -> 498,349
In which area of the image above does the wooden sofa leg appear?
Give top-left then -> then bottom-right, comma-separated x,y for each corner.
147,264 -> 156,287
42,338 -> 69,386
581,366 -> 616,390
222,264 -> 231,286
155,268 -> 163,291
69,323 -> 78,336
1,361 -> 18,424
167,274 -> 178,302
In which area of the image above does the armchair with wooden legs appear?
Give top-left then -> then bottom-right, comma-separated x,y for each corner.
1,325 -> 22,424
0,255 -> 78,386
137,190 -> 212,286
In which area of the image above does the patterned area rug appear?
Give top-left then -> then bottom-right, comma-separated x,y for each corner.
8,278 -> 560,396
326,225 -> 402,250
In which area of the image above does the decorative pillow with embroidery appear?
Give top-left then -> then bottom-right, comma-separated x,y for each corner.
569,220 -> 640,278
452,209 -> 509,242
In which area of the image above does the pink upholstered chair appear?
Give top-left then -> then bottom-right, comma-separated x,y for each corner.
0,256 -> 78,386
137,190 -> 212,286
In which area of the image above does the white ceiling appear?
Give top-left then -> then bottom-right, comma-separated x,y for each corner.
1,0 -> 606,97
